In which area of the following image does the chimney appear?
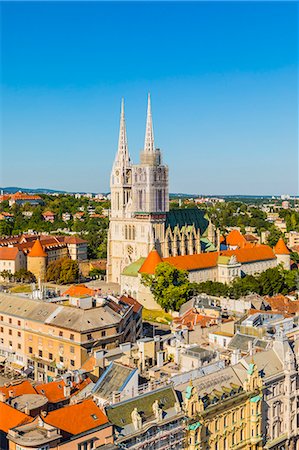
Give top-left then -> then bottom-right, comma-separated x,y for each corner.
0,392 -> 7,403
8,390 -> 14,398
156,351 -> 164,368
63,385 -> 71,398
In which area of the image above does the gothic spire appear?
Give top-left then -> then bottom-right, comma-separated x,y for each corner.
115,98 -> 130,166
144,93 -> 155,153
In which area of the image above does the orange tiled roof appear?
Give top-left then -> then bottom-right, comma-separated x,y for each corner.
120,295 -> 143,313
138,249 -> 163,274
266,295 -> 299,315
0,380 -> 36,398
274,238 -> 290,255
28,238 -> 47,257
0,247 -> 19,260
42,211 -> 55,216
221,245 -> 276,263
0,402 -> 32,433
81,355 -> 97,373
141,245 -> 276,273
63,284 -> 96,298
45,398 -> 109,434
164,252 -> 219,271
173,311 -> 216,330
64,236 -> 87,244
226,229 -> 247,247
35,378 -> 91,403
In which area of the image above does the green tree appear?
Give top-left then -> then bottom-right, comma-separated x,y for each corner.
141,262 -> 195,312
266,227 -> 283,247
46,258 -> 79,284
14,269 -> 36,283
0,220 -> 13,237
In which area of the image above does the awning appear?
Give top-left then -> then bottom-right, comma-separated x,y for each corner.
10,362 -> 24,371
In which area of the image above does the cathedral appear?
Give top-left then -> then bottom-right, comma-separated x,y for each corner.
107,95 -> 218,284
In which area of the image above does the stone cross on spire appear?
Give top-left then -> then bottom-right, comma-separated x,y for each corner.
144,93 -> 155,153
114,98 -> 130,167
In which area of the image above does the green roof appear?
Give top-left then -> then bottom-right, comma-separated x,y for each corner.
166,209 -> 209,235
250,395 -> 261,403
188,421 -> 201,431
217,255 -> 231,265
106,386 -> 177,428
247,363 -> 255,375
200,237 -> 217,253
121,257 -> 146,277
185,385 -> 193,399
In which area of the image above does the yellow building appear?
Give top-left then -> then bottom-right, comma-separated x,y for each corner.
0,292 -> 137,382
183,362 -> 263,450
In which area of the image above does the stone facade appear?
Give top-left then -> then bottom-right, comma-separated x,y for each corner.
107,96 -> 217,284
184,363 -> 263,450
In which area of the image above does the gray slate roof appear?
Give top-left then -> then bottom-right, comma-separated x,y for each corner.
0,292 -> 129,333
92,362 -> 137,400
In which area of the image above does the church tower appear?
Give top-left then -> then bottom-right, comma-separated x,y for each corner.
110,99 -> 132,218
132,94 -> 169,213
107,95 -> 169,283
107,99 -> 133,283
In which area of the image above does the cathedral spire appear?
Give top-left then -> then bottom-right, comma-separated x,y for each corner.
144,93 -> 155,153
115,98 -> 130,166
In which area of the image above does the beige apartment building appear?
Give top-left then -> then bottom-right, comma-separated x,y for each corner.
0,292 -> 136,382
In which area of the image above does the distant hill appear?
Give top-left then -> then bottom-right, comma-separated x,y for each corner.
0,187 -> 67,194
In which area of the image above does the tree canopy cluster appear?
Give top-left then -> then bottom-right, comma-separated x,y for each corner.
0,195 -> 110,260
141,262 -> 299,312
45,257 -> 80,284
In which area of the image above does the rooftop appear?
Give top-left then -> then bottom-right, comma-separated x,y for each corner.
92,362 -> 137,401
45,399 -> 109,435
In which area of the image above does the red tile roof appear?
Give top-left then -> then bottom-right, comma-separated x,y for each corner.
35,378 -> 91,403
138,249 -> 163,274
221,245 -> 276,264
173,311 -> 217,330
120,295 -> 143,313
141,245 -> 276,274
274,238 -> 290,255
226,230 -> 247,247
45,398 -> 109,434
0,402 -> 32,433
265,295 -> 299,315
28,239 -> 47,257
0,247 -> 19,260
0,380 -> 36,398
63,284 -> 96,298
81,355 -> 97,373
64,236 -> 87,244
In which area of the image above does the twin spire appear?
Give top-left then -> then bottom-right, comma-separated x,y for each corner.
115,94 -> 155,165
116,98 -> 130,167
144,93 -> 155,153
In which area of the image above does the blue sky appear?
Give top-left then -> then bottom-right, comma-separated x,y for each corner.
1,1 -> 298,195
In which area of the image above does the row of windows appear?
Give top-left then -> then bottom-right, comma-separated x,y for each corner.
29,347 -> 75,367
0,338 -> 21,349
0,317 -> 21,326
0,327 -> 21,337
28,330 -> 75,341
